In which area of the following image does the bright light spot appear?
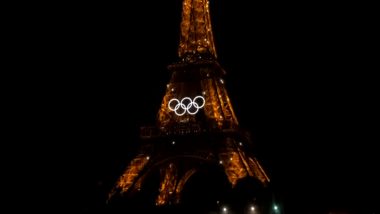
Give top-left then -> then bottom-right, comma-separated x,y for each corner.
230,157 -> 233,161
171,88 -> 175,92
239,142 -> 243,146
216,200 -> 220,204
172,141 -> 175,145
146,156 -> 150,160
274,205 -> 278,210
219,160 -> 223,164
220,78 -> 224,84
222,207 -> 227,212
250,206 -> 255,211
202,91 -> 206,95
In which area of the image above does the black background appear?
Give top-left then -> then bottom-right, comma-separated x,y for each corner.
26,1 -> 377,213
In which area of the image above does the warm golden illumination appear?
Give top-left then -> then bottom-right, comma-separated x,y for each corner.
156,163 -> 178,205
157,77 -> 238,129
218,138 -> 270,186
109,0 -> 270,206
108,154 -> 150,200
179,0 -> 216,59
174,169 -> 197,203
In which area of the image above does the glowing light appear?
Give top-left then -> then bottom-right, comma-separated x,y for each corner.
219,160 -> 223,164
250,206 -> 255,211
146,156 -> 150,160
274,205 -> 278,210
223,207 -> 227,212
220,78 -> 224,84
168,96 -> 205,116
239,142 -> 243,146
172,141 -> 175,145
168,98 -> 186,116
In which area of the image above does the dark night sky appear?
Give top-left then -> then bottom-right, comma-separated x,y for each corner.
35,1 -> 377,213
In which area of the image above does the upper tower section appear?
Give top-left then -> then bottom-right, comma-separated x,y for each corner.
178,0 -> 217,62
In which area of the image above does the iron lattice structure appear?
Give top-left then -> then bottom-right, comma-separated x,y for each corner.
109,0 -> 270,206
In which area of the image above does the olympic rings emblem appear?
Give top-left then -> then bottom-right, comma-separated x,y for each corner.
168,96 -> 205,116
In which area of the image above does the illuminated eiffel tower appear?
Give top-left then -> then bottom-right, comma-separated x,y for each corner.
109,0 -> 270,209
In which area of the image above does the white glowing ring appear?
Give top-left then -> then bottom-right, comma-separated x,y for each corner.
168,96 -> 205,116
168,98 -> 186,116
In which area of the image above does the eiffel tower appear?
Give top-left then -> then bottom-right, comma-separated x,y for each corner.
109,0 -> 270,210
